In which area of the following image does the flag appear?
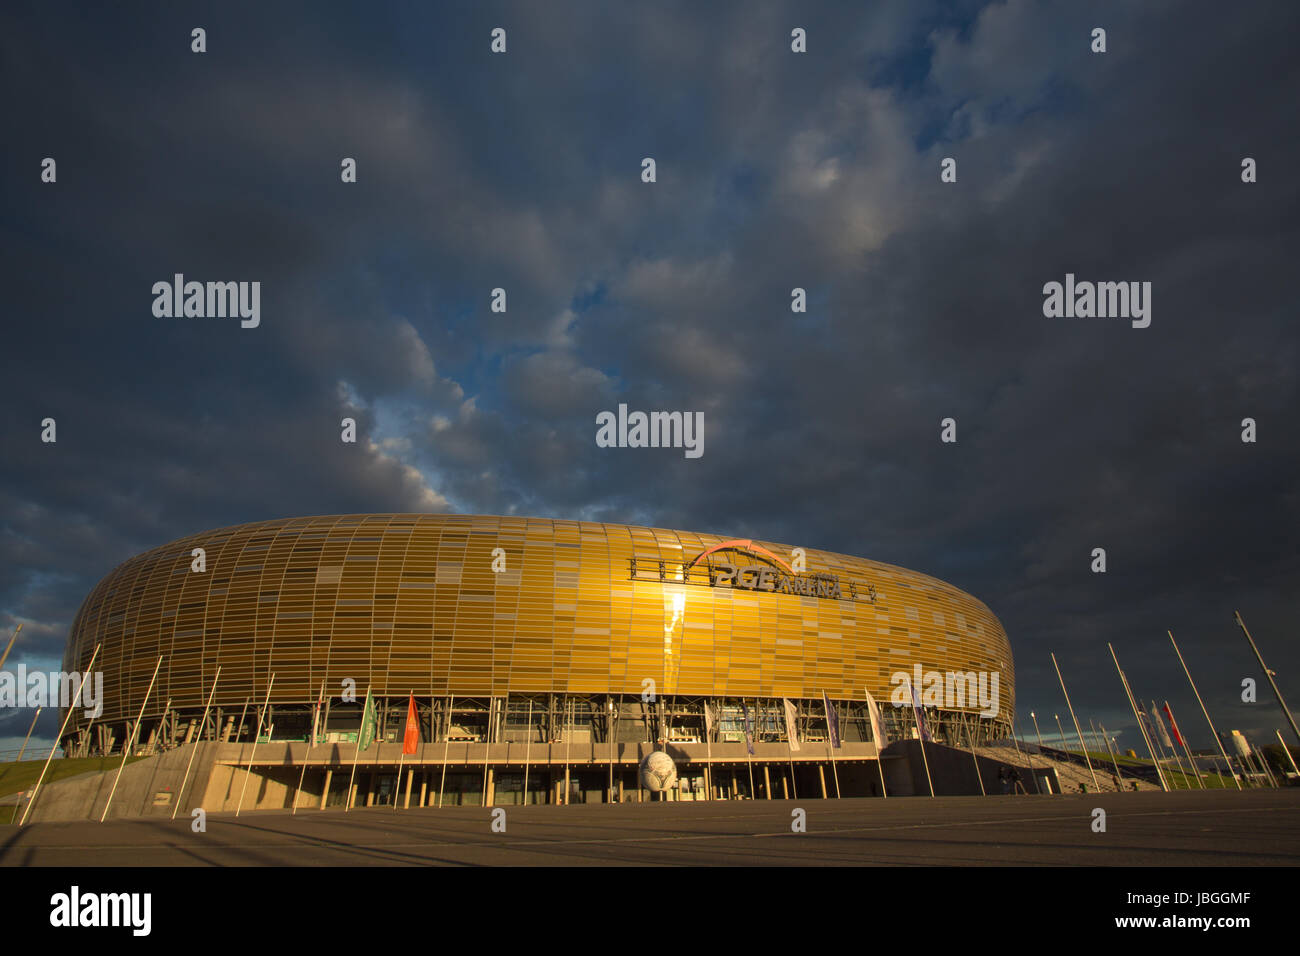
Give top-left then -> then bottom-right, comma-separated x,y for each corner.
783,698 -> 800,751
402,694 -> 420,754
1163,701 -> 1186,749
864,689 -> 889,749
357,688 -> 377,750
741,701 -> 755,755
1149,701 -> 1174,749
909,678 -> 931,742
822,692 -> 841,749
1138,703 -> 1165,754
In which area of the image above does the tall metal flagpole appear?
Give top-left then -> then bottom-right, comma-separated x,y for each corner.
907,677 -> 935,797
823,694 -> 841,798
20,644 -> 102,826
174,666 -> 222,819
1235,611 -> 1300,746
16,707 -> 42,763
704,701 -> 715,800
1120,666 -> 1169,792
1050,653 -> 1099,791
1099,723 -> 1124,790
0,622 -> 22,672
235,673 -> 275,817
438,694 -> 454,808
395,690 -> 413,811
1168,631 -> 1241,791
1150,700 -> 1188,788
292,679 -> 324,815
965,714 -> 985,795
1107,644 -> 1168,792
1165,702 -> 1205,789
101,655 -> 165,822
864,692 -> 889,798
1274,733 -> 1294,780
1010,720 -> 1040,794
1139,701 -> 1175,788
522,698 -> 533,806
1030,711 -> 1045,751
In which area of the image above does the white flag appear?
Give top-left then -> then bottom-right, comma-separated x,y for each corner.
864,689 -> 889,749
783,698 -> 800,751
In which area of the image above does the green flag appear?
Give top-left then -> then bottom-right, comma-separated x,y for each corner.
357,688 -> 377,750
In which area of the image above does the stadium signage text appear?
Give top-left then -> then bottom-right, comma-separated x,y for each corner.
635,539 -> 876,603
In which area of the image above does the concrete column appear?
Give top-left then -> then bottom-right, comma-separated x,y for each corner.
486,768 -> 495,806
618,777 -> 624,803
419,773 -> 428,808
763,765 -> 772,800
781,773 -> 789,799
563,767 -> 570,805
365,774 -> 374,807
404,768 -> 414,809
819,765 -> 828,799
320,769 -> 333,810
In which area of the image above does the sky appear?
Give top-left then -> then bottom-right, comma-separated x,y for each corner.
2,0 -> 1297,759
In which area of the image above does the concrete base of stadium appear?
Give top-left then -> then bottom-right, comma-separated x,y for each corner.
18,737 -> 1070,822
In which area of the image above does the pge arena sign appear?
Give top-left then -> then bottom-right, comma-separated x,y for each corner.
628,539 -> 877,604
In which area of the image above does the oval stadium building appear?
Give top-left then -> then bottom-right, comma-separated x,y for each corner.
59,514 -> 1014,808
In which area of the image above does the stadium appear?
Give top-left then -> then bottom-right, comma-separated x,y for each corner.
57,514 -> 1014,809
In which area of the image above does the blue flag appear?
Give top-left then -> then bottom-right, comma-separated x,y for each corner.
822,692 -> 841,749
741,701 -> 755,755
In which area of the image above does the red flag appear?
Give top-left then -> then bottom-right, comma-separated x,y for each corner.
1163,702 -> 1185,749
402,695 -> 420,754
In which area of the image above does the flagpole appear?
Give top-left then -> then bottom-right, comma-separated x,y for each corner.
0,622 -> 22,672
563,696 -> 572,805
1092,723 -> 1123,790
704,701 -> 715,800
1143,700 -> 1178,787
1010,720 -> 1040,793
1050,653 -> 1099,791
1274,733 -> 1294,780
782,699 -> 797,801
965,713 -> 985,795
865,692 -> 889,798
235,672 -> 275,817
823,693 -> 841,798
907,678 -> 935,797
292,679 -> 324,815
346,685 -> 370,812
20,643 -> 100,826
174,665 -> 222,819
1168,631 -> 1241,791
1234,611 -> 1300,746
15,706 -> 42,763
438,694 -> 453,808
1099,723 -> 1125,790
1124,667 -> 1170,792
744,700 -> 755,799
1166,703 -> 1205,789
394,699 -> 407,813
1151,700 -> 1189,788
1107,644 -> 1168,792
101,655 -> 165,822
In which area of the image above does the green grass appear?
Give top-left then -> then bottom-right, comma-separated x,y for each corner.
0,755 -> 145,801
1047,748 -> 1240,789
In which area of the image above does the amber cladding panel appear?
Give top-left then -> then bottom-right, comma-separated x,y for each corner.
61,514 -> 1015,730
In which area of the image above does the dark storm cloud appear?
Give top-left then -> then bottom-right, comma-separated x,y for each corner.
1,1 -> 1296,755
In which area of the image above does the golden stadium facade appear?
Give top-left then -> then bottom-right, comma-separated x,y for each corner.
60,514 -> 1014,806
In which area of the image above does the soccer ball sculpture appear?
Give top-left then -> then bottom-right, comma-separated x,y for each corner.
639,751 -> 678,792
